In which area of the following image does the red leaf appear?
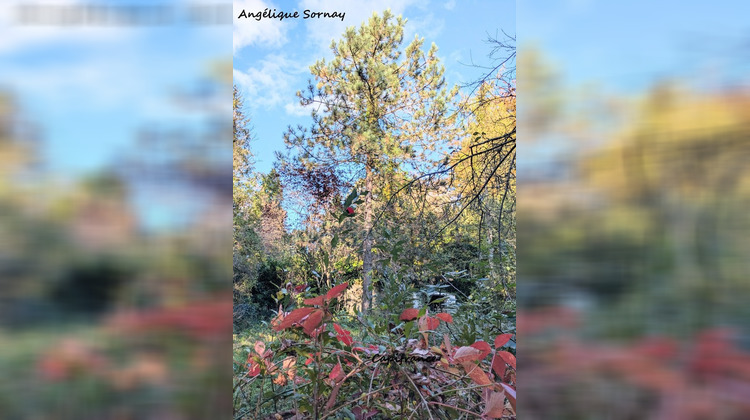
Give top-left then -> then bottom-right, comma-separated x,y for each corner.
329,363 -> 345,383
499,382 -> 516,412
346,207 -> 355,214
426,316 -> 440,330
419,316 -> 440,331
484,390 -> 506,418
302,309 -> 324,336
495,333 -> 512,349
275,307 -> 314,331
497,350 -> 516,370
454,346 -> 483,363
435,313 -> 453,323
461,361 -> 492,385
470,341 -> 492,360
333,323 -> 354,346
254,341 -> 265,356
247,359 -> 261,377
325,282 -> 349,300
492,356 -> 505,378
304,296 -> 325,306
400,308 -> 419,321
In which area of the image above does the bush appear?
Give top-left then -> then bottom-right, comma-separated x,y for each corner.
234,283 -> 516,419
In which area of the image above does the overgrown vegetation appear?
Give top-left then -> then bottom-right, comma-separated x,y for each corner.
233,10 -> 516,419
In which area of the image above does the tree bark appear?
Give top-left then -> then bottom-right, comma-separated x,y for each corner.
362,164 -> 374,314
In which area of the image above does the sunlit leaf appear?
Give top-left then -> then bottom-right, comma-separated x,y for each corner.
275,307 -> 315,331
326,282 -> 349,300
302,309 -> 324,336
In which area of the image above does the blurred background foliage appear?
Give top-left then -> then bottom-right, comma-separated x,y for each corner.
0,2 -> 232,417
518,25 -> 750,417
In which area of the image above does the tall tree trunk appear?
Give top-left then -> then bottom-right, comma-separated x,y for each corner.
362,165 -> 374,314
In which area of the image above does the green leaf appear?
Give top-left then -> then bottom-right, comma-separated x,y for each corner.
331,234 -> 339,249
344,189 -> 358,207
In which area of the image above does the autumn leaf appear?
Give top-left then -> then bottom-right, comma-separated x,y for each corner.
329,363 -> 345,383
419,316 -> 440,332
470,341 -> 492,360
483,390 -> 506,418
273,372 -> 287,386
254,341 -> 265,356
304,296 -> 325,306
333,323 -> 354,346
499,382 -> 516,412
400,308 -> 419,321
275,307 -> 315,331
325,282 -> 349,300
247,358 -> 261,377
302,309 -> 324,336
282,356 -> 296,382
461,361 -> 492,386
496,350 -> 516,370
494,333 -> 513,349
492,356 -> 506,378
435,313 -> 453,323
454,346 -> 483,363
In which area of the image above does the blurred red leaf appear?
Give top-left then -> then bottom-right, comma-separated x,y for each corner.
419,316 -> 440,331
400,308 -> 419,321
497,350 -> 516,370
484,390 -> 506,418
495,334 -> 512,349
325,282 -> 349,300
247,358 -> 261,377
333,323 -> 354,346
499,382 -> 516,412
329,363 -> 345,383
254,341 -> 265,356
435,313 -> 453,323
471,341 -> 492,360
304,296 -> 325,306
461,361 -> 492,385
637,337 -> 678,361
454,346 -> 483,363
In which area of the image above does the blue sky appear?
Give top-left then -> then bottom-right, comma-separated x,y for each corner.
518,0 -> 750,93
516,0 -> 750,174
1,0 -> 231,230
1,0 -> 230,176
233,0 -> 516,174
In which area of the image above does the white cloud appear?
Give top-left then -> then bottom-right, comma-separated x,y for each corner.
284,101 -> 310,117
233,0 -> 288,53
0,0 -> 139,54
444,0 -> 456,10
233,53 -> 306,111
298,0 -> 424,55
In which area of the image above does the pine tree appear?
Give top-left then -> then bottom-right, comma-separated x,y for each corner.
281,10 -> 460,313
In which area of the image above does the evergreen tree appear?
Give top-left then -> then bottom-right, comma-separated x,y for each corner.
280,10 -> 460,313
